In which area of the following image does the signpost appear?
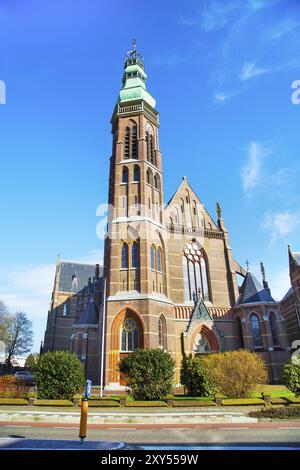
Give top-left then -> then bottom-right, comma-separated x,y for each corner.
79,380 -> 92,444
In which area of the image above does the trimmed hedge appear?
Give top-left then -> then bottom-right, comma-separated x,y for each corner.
0,398 -> 28,405
34,399 -> 73,407
173,400 -> 216,407
126,401 -> 167,407
286,397 -> 300,404
270,397 -> 289,405
221,398 -> 265,406
88,400 -> 120,407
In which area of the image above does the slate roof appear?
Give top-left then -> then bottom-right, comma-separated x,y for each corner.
58,261 -> 102,293
185,299 -> 213,333
281,286 -> 294,303
292,252 -> 300,266
237,272 -> 276,305
76,299 -> 99,325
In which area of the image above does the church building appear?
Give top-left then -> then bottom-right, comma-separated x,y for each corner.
43,43 -> 291,388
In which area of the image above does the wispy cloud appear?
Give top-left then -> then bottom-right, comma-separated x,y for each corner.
262,210 -> 300,245
265,18 -> 300,41
240,61 -> 268,81
177,15 -> 195,27
241,142 -> 268,193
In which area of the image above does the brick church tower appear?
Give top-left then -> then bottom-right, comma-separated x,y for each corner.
103,41 -> 175,388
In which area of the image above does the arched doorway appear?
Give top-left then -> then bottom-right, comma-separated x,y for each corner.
109,308 -> 144,385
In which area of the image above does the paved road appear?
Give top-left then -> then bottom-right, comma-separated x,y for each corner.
1,422 -> 300,447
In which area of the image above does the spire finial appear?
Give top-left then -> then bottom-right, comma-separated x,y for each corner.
260,261 -> 266,282
216,202 -> 222,220
132,38 -> 136,52
246,259 -> 250,272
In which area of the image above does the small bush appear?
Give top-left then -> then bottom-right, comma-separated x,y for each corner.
203,350 -> 268,399
119,348 -> 175,401
180,354 -> 217,397
34,351 -> 85,400
0,375 -> 29,398
282,358 -> 300,396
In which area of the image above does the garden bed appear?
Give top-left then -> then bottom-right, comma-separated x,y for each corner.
249,406 -> 300,419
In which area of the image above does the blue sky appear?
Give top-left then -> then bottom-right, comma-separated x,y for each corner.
0,0 -> 299,353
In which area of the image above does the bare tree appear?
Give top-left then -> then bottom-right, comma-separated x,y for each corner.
4,312 -> 33,371
0,300 -> 11,342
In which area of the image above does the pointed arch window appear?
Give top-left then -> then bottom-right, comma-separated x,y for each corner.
269,312 -> 279,347
157,247 -> 162,272
133,165 -> 140,182
124,127 -> 130,159
151,245 -> 156,270
154,174 -> 159,190
158,315 -> 167,349
121,318 -> 139,352
250,313 -> 263,349
131,125 -> 138,159
182,243 -> 211,302
122,166 -> 129,183
121,243 -> 129,269
131,242 -> 139,268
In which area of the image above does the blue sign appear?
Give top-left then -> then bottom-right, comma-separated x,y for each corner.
85,379 -> 92,399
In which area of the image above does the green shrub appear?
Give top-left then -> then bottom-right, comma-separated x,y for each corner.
180,354 -> 217,397
119,348 -> 175,401
282,358 -> 300,396
34,351 -> 85,400
203,350 -> 268,399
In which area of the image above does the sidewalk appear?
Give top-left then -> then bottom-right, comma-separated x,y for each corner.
0,406 -> 258,425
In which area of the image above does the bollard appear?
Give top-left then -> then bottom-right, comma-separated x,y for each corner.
79,398 -> 89,444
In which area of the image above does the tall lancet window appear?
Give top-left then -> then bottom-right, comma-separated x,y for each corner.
182,242 -> 211,302
269,312 -> 279,347
124,127 -> 130,159
250,313 -> 263,349
131,125 -> 138,159
121,243 -> 129,269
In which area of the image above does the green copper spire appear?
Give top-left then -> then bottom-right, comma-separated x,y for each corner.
118,39 -> 156,108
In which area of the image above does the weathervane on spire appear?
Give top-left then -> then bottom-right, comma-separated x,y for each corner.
127,38 -> 144,61
246,259 -> 250,272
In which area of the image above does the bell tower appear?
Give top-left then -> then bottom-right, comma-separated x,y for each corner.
103,41 -> 174,389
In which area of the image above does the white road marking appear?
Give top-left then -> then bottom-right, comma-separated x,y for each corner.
278,427 -> 300,430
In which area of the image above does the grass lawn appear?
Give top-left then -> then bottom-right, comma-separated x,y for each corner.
251,384 -> 295,398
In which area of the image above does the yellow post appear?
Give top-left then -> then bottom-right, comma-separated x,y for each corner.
79,398 -> 88,444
